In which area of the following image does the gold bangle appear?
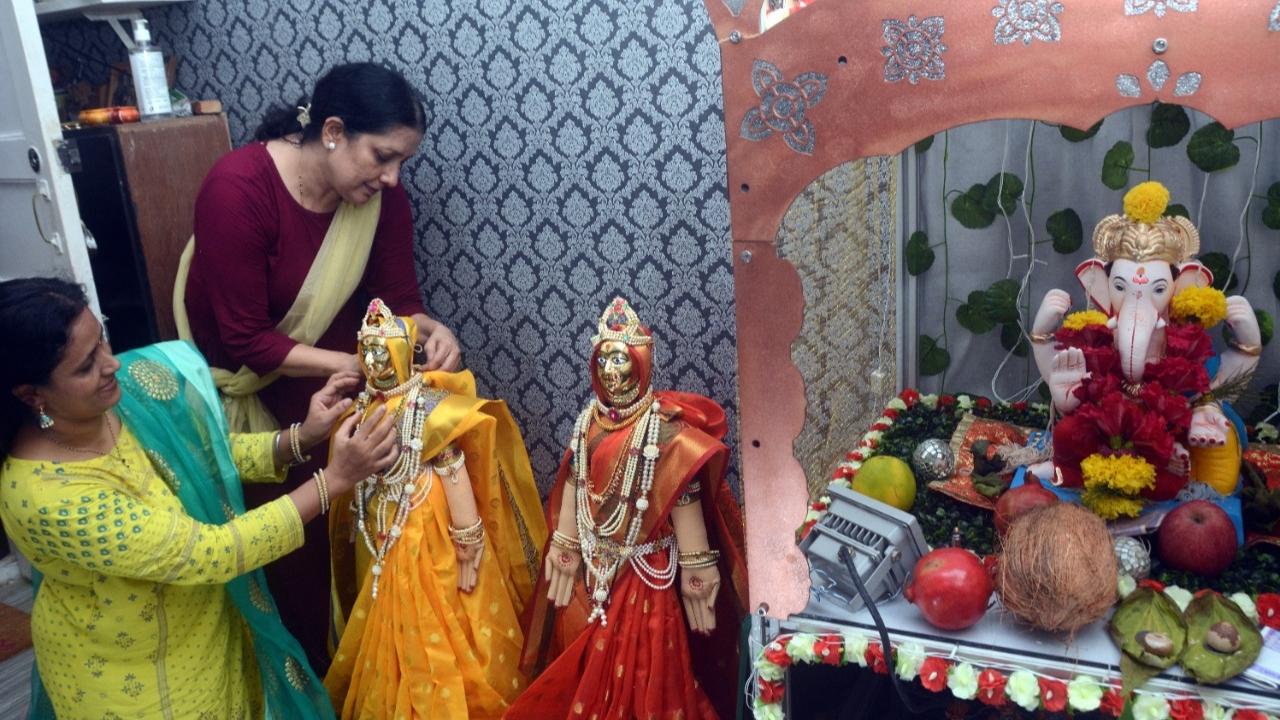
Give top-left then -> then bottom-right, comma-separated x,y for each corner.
551,530 -> 581,552
449,518 -> 485,545
1028,331 -> 1055,345
677,548 -> 720,569
432,445 -> 466,483
289,423 -> 311,466
1227,338 -> 1263,357
314,469 -> 330,514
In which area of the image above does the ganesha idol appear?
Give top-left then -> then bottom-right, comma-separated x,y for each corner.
1023,182 -> 1260,531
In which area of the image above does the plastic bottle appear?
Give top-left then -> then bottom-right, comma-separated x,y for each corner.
128,19 -> 172,120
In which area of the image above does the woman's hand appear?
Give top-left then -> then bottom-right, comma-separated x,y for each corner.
324,408 -> 399,496
680,565 -> 721,635
544,545 -> 581,608
421,321 -> 461,372
298,371 -> 361,448
455,537 -> 484,593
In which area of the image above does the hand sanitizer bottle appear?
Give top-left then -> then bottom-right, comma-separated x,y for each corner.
129,19 -> 172,120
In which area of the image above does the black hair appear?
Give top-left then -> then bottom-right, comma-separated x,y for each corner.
253,62 -> 427,143
0,277 -> 89,455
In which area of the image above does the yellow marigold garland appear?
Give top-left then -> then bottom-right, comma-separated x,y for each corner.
1123,181 -> 1171,224
1169,286 -> 1228,328
1081,453 -> 1156,495
1061,310 -> 1109,331
1081,487 -> 1147,520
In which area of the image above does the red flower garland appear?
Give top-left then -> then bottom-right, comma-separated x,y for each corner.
1038,677 -> 1068,713
1169,698 -> 1206,720
815,634 -> 844,667
977,669 -> 1007,707
763,638 -> 792,667
1259,593 -> 1280,629
1233,711 -> 1268,720
758,678 -> 785,704
1100,685 -> 1127,718
919,658 -> 949,692
865,642 -> 889,674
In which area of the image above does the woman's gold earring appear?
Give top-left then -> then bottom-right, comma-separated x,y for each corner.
37,406 -> 53,430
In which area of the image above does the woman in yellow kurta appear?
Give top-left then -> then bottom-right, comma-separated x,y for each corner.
0,278 -> 398,719
324,299 -> 547,719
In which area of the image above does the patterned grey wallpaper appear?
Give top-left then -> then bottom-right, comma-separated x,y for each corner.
42,1 -> 739,495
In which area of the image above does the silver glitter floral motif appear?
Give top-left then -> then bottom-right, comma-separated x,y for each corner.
1115,63 -> 1200,97
739,59 -> 828,155
992,0 -> 1064,45
1146,60 -> 1170,91
1124,0 -> 1197,17
1116,74 -> 1142,97
1174,72 -> 1201,96
1269,0 -> 1280,31
881,15 -> 947,84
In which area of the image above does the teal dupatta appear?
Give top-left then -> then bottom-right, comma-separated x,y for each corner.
28,341 -> 333,719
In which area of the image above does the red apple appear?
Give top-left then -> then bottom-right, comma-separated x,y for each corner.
994,477 -> 1059,537
1156,500 -> 1238,578
904,547 -> 993,630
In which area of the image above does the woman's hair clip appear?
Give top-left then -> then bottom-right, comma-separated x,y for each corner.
296,102 -> 312,129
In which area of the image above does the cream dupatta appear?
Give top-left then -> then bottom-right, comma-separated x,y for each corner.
173,193 -> 382,432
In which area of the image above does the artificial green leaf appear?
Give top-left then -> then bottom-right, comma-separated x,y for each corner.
1108,588 -> 1188,671
1102,141 -> 1135,190
1146,103 -> 1190,149
1000,322 -> 1029,357
951,184 -> 996,229
1262,203 -> 1280,230
984,279 -> 1022,324
957,290 -> 996,334
1166,203 -> 1191,219
1269,181 -> 1280,205
918,335 -> 950,376
914,135 -> 934,153
1180,593 -> 1263,684
905,231 -> 935,275
982,172 -> 1024,217
1187,123 -> 1240,173
1060,119 -> 1103,142
1046,208 -> 1084,253
1199,252 -> 1239,292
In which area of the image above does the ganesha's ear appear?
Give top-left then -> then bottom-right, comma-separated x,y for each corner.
1075,259 -> 1111,313
1174,261 -> 1212,294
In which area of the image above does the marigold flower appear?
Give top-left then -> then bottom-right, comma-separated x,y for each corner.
1170,286 -> 1228,328
1124,181 -> 1171,224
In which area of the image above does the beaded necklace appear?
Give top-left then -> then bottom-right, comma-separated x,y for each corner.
571,396 -> 676,625
352,374 -> 443,599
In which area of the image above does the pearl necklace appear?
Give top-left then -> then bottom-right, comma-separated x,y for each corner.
571,397 -> 674,625
353,375 -> 440,599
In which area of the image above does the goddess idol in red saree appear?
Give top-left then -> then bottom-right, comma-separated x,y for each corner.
509,297 -> 748,720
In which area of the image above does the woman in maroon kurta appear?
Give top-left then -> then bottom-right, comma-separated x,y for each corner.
183,62 -> 459,671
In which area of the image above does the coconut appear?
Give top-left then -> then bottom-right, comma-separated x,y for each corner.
996,503 -> 1118,635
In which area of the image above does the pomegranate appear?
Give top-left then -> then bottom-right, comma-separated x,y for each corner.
994,476 -> 1059,537
904,547 -> 993,630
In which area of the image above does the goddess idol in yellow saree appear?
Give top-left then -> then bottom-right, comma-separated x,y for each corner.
324,299 -> 546,719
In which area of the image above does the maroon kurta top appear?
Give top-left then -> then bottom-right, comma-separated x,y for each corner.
183,141 -> 426,670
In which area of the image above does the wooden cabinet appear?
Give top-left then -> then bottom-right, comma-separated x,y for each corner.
68,114 -> 230,351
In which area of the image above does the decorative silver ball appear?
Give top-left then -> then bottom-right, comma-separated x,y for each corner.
1114,536 -> 1151,579
911,439 -> 954,482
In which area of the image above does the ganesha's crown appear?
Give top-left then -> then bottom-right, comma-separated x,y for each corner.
592,297 -> 653,347
1092,181 -> 1200,264
358,298 -> 408,340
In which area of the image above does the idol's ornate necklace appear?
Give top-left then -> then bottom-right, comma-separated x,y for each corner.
571,394 -> 676,625
352,373 -> 441,599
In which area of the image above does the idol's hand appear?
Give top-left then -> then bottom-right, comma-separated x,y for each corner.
299,371 -> 362,448
422,322 -> 462,372
455,538 -> 484,593
680,565 -> 721,635
544,546 -> 581,608
325,408 -> 399,496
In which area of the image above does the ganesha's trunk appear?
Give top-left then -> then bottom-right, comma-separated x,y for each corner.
1117,300 -> 1158,383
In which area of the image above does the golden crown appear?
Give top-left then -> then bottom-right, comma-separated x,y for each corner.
1092,214 -> 1200,264
358,298 -> 408,340
592,297 -> 653,347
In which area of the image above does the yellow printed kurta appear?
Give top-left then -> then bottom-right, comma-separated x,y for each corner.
325,371 -> 546,719
0,429 -> 303,720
